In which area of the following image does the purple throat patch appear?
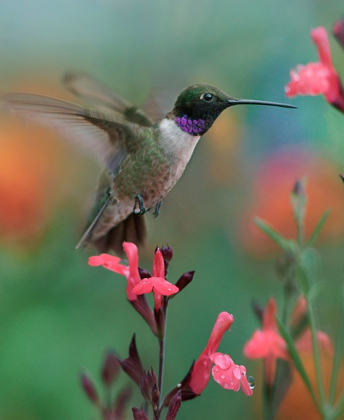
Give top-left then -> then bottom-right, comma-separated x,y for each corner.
175,115 -> 205,135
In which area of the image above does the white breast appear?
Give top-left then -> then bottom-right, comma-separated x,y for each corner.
155,118 -> 201,200
159,118 -> 201,162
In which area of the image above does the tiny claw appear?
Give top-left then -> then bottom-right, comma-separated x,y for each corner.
133,194 -> 146,215
153,201 -> 162,218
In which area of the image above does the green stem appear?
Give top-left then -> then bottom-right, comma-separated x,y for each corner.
329,296 -> 344,406
307,301 -> 326,414
282,287 -> 290,325
335,389 -> 344,415
297,218 -> 303,251
157,304 -> 168,415
158,336 -> 165,401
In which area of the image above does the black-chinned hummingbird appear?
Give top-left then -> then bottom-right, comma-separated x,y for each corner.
3,73 -> 295,254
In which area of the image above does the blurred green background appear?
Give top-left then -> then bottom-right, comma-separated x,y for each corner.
1,0 -> 344,419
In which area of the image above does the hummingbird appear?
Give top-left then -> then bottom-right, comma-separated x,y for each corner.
3,73 -> 296,254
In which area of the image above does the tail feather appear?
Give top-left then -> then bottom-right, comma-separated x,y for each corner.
92,213 -> 147,255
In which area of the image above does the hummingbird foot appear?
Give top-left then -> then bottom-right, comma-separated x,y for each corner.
133,194 -> 147,215
153,201 -> 162,218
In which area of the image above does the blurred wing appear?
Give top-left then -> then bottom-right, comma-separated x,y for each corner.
2,92 -> 142,171
63,72 -> 154,127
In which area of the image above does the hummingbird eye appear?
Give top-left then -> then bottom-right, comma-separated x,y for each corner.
202,93 -> 213,102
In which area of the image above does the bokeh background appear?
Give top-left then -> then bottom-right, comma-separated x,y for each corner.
1,0 -> 344,419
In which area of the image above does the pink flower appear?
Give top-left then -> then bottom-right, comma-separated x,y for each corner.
296,329 -> 334,356
189,312 -> 234,395
210,353 -> 253,396
244,298 -> 288,384
291,295 -> 333,356
285,27 -> 344,111
132,277 -> 179,298
89,242 -> 140,301
131,248 -> 179,310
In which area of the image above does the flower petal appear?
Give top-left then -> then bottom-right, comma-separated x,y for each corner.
209,352 -> 232,370
123,242 -> 141,300
263,298 -> 278,331
150,277 -> 179,296
211,353 -> 253,396
88,254 -> 128,276
132,279 -> 154,295
152,249 -> 165,278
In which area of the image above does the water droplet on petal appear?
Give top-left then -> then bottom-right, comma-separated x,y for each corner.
248,376 -> 255,390
220,374 -> 225,379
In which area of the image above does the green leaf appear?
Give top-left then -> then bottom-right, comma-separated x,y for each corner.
295,265 -> 310,296
307,282 -> 325,302
306,210 -> 330,247
254,218 -> 297,253
276,318 -> 319,409
300,248 -> 321,283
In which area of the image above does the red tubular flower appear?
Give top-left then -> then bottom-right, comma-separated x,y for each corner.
189,312 -> 234,395
210,353 -> 253,396
89,243 -> 157,334
285,27 -> 344,112
89,242 -> 140,301
132,248 -> 179,310
244,298 -> 288,384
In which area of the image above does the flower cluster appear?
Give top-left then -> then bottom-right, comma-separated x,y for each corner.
87,243 -> 253,419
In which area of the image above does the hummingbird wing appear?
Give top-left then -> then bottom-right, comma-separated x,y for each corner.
63,72 -> 155,127
2,92 -> 144,172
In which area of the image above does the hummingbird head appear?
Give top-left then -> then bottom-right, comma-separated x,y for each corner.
172,84 -> 296,136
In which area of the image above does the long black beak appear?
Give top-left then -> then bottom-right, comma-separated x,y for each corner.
227,98 -> 297,109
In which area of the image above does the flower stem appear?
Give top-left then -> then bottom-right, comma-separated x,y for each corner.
334,390 -> 344,417
307,300 -> 326,414
329,293 -> 344,406
158,336 -> 165,400
157,303 -> 168,413
297,219 -> 304,250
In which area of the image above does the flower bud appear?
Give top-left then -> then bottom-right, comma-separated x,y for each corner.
80,372 -> 99,406
160,245 -> 173,262
102,350 -> 120,386
118,334 -> 145,386
165,390 -> 182,420
132,408 -> 148,420
139,368 -> 157,403
175,271 -> 195,294
138,267 -> 152,279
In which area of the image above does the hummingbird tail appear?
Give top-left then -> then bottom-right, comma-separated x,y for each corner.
92,213 -> 147,256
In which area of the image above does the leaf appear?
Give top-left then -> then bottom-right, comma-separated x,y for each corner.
295,265 -> 311,296
300,248 -> 321,283
262,359 -> 293,420
276,318 -> 319,408
306,210 -> 330,247
254,218 -> 297,253
307,282 -> 325,302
